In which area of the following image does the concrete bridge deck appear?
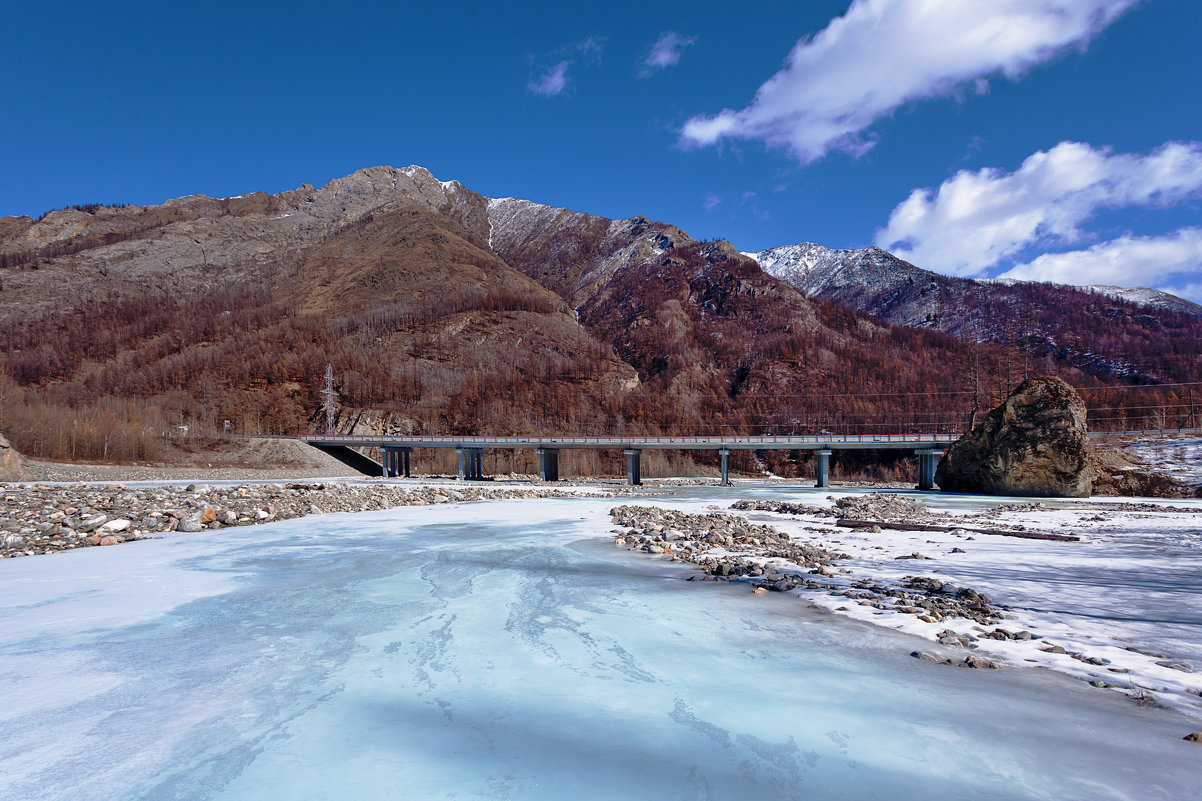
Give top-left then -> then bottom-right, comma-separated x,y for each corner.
299,433 -> 961,450
299,433 -> 960,488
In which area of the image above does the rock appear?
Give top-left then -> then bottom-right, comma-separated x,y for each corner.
1155,660 -> 1194,673
77,513 -> 109,533
911,651 -> 941,663
935,377 -> 1094,497
961,655 -> 1002,669
177,517 -> 205,533
99,518 -> 131,533
98,536 -> 119,546
1,532 -> 26,549
0,432 -> 35,481
833,493 -> 926,521
199,508 -> 217,524
1041,645 -> 1067,654
1184,732 -> 1202,743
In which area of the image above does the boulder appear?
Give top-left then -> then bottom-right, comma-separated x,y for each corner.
78,513 -> 109,533
935,377 -> 1094,498
0,432 -> 34,482
177,517 -> 205,533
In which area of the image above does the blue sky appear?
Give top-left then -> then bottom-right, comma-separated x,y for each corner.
2,0 -> 1200,299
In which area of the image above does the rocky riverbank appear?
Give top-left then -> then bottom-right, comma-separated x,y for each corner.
610,493 -> 1202,706
610,499 -> 1005,629
0,481 -> 622,558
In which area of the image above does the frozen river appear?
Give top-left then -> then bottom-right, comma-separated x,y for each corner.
2,487 -> 1199,800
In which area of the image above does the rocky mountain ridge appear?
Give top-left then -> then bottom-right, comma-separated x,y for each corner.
748,242 -> 1202,324
746,242 -> 1202,385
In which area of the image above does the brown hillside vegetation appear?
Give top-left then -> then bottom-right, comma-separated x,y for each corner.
1,165 -> 1196,475
757,244 -> 1202,387
488,199 -> 1158,441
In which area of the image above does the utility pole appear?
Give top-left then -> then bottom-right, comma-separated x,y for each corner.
321,364 -> 338,434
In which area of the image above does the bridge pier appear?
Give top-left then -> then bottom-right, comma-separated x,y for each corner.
381,447 -> 412,478
537,448 -> 560,482
719,449 -> 731,486
455,447 -> 485,481
623,449 -> 642,486
815,449 -> 832,488
915,449 -> 942,490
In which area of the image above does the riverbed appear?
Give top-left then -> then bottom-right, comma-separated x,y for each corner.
1,484 -> 1199,800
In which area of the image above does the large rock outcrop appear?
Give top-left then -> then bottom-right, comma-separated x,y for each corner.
935,377 -> 1094,497
0,431 -> 34,481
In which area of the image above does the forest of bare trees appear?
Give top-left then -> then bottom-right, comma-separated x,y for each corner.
3,185 -> 1199,473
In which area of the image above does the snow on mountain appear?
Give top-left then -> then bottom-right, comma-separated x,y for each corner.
753,243 -> 1202,321
1082,285 -> 1202,317
747,242 -> 922,299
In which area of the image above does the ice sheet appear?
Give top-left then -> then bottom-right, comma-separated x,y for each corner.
1,493 -> 1199,800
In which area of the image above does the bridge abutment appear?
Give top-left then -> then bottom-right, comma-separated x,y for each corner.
623,449 -> 642,486
815,449 -> 832,488
537,448 -> 560,482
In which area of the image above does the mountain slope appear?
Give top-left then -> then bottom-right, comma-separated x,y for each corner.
0,167 -> 637,462
486,197 -> 1115,443
748,243 -> 1202,385
1,165 -> 1196,472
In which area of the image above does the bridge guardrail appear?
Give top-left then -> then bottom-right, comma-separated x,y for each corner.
296,433 -> 964,449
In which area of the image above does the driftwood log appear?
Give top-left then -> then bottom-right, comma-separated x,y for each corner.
835,518 -> 1079,542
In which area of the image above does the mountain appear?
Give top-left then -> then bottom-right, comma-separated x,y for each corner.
0,167 -> 637,466
1048,283 -> 1202,318
747,243 -> 1202,385
1,165 -> 1197,473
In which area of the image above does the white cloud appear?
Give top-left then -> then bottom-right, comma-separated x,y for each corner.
528,61 -> 570,96
527,38 -> 606,97
679,0 -> 1136,162
1166,282 -> 1202,304
874,141 -> 1202,275
640,32 -> 696,76
576,36 -> 606,66
703,192 -> 722,213
999,229 -> 1202,295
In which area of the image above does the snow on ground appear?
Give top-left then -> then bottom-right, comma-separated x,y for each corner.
650,486 -> 1202,717
1117,436 -> 1202,486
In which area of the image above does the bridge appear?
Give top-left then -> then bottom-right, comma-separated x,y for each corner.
299,433 -> 963,489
